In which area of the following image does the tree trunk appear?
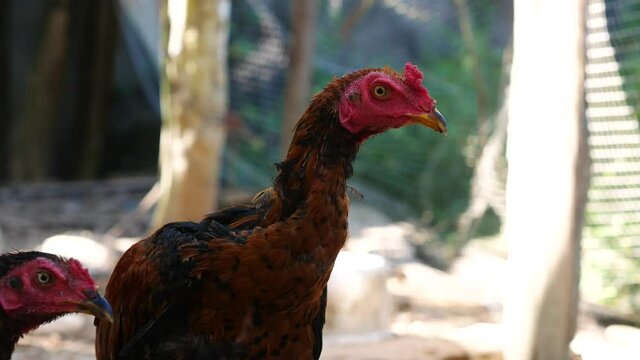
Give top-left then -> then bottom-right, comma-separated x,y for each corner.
503,0 -> 588,359
280,0 -> 317,156
152,0 -> 231,227
0,1 -> 11,181
9,0 -> 69,181
77,0 -> 118,179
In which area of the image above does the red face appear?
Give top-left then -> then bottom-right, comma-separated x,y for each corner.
338,62 -> 446,140
0,257 -> 112,322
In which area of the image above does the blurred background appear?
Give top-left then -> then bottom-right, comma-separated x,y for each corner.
1,0 -> 639,359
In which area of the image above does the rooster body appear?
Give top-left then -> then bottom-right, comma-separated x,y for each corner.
96,64 -> 446,359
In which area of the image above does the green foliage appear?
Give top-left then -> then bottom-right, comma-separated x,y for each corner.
582,227 -> 640,317
599,1 -> 640,120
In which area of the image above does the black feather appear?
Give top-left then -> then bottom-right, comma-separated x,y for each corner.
118,220 -> 246,359
154,336 -> 247,360
312,287 -> 327,360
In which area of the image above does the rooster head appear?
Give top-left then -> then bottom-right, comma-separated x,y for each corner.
0,253 -> 113,334
338,62 -> 446,140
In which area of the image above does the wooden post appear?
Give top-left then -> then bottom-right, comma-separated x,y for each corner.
77,0 -> 118,178
503,0 -> 589,359
9,0 -> 69,181
153,0 -> 231,227
0,0 -> 10,181
280,0 -> 317,156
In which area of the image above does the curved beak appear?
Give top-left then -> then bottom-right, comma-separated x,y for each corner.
409,108 -> 447,135
77,291 -> 113,323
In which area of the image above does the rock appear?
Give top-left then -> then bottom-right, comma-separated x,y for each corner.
322,336 -> 470,360
325,251 -> 392,341
347,203 -> 393,236
449,241 -> 507,310
389,261 -> 494,308
30,314 -> 88,335
571,328 -> 639,360
40,233 -> 116,276
604,324 -> 640,349
112,237 -> 139,253
439,322 -> 503,359
14,331 -> 95,360
346,203 -> 417,261
347,223 -> 415,261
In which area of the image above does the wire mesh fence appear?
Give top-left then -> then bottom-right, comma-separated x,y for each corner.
223,0 -> 512,242
582,0 -> 640,315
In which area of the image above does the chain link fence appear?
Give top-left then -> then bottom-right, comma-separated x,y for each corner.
223,0 -> 511,244
582,0 -> 640,315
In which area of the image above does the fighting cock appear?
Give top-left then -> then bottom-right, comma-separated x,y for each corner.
95,63 -> 447,359
0,251 -> 113,360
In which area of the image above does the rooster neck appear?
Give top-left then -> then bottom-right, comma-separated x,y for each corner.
0,341 -> 15,360
0,344 -> 12,360
273,106 -> 359,219
0,314 -> 18,360
265,105 -> 360,270
0,311 -> 60,349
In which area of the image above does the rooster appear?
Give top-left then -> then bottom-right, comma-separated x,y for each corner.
95,63 -> 446,359
0,251 -> 113,360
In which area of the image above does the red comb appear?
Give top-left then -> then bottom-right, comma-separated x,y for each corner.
403,62 -> 433,110
404,62 -> 424,91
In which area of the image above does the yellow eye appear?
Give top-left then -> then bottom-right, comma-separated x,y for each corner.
372,85 -> 388,98
35,271 -> 53,285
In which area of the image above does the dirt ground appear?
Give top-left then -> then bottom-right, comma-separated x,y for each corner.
1,178 -> 635,359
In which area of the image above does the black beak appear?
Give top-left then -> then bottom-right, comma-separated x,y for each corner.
77,292 -> 113,323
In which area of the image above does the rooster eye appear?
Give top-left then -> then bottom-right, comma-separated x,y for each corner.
372,85 -> 388,98
35,271 -> 53,286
